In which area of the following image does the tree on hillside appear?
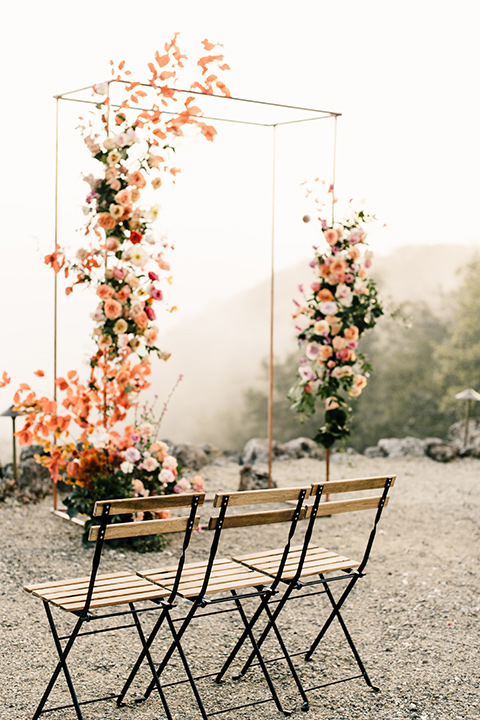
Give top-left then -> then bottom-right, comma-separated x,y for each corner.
349,303 -> 454,449
433,257 -> 480,415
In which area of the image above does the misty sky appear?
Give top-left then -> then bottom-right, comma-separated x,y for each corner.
1,0 -> 479,454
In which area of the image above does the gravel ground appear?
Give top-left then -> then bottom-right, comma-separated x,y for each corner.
1,455 -> 479,720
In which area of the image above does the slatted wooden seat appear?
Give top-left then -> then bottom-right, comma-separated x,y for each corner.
24,492 -> 205,720
117,485 -> 313,718
218,475 -> 396,707
25,571 -> 171,612
139,557 -> 270,598
234,544 -> 359,581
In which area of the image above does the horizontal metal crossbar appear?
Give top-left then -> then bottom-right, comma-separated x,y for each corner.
39,692 -> 119,714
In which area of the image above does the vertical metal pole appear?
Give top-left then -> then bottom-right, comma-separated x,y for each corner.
12,416 -> 17,483
331,115 -> 338,225
53,97 -> 59,510
463,400 -> 471,448
267,126 -> 277,488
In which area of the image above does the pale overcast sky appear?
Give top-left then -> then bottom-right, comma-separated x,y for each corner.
1,0 -> 479,436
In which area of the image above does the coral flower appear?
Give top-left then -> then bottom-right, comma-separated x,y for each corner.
97,284 -> 115,300
128,171 -> 146,188
133,310 -> 148,329
324,228 -> 340,246
97,213 -> 117,230
104,298 -> 123,319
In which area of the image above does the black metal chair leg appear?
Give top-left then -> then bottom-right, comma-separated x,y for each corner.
305,575 -> 360,661
226,590 -> 291,716
116,606 -> 168,706
319,576 -> 378,691
33,604 -> 84,720
126,604 -> 174,719
163,611 -> 210,720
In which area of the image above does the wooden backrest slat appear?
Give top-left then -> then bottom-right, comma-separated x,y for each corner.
93,492 -> 206,517
208,507 -> 306,531
311,476 -> 396,496
213,486 -> 311,508
88,515 -> 200,542
305,495 -> 389,519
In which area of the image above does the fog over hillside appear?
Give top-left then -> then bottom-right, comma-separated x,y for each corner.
145,244 -> 477,447
0,244 -> 475,464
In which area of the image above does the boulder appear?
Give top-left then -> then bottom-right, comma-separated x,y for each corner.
1,458 -> 52,502
377,437 -> 426,458
199,443 -> 224,463
171,442 -> 209,471
240,438 -> 280,466
364,446 -> 386,458
448,419 -> 480,454
282,437 -> 324,460
238,465 -> 277,491
424,440 -> 457,463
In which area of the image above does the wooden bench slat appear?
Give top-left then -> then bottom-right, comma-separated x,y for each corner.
88,515 -> 200,542
93,492 -> 206,516
208,507 -> 306,531
312,475 -> 396,495
213,486 -> 311,508
305,495 -> 389,518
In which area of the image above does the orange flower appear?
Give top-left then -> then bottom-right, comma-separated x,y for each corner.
133,310 -> 148,329
344,326 -> 359,341
324,228 -> 340,246
97,284 -> 115,300
116,369 -> 131,385
128,171 -> 146,188
104,299 -> 123,319
97,213 -> 117,230
318,289 -> 334,302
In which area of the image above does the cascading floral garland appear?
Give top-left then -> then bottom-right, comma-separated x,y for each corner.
288,189 -> 383,452
9,37 -> 229,529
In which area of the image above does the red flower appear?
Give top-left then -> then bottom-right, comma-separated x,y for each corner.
130,231 -> 143,245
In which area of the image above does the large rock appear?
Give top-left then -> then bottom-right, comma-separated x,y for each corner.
240,438 -> 287,465
238,465 -> 277,491
377,437 -> 426,458
282,437 -> 324,460
448,419 -> 480,456
171,442 -> 209,470
1,457 -> 52,502
424,438 -> 457,462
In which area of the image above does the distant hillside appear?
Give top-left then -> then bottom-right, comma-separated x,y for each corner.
145,244 -> 477,447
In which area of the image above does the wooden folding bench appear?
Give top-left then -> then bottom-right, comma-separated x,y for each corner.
116,485 -> 315,718
24,492 -> 205,720
216,475 -> 396,706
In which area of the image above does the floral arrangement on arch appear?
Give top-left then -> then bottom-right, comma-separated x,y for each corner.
8,36 -> 230,545
288,185 -> 383,450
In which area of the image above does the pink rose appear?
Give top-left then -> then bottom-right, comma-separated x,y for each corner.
148,271 -> 159,281
336,347 -> 351,362
105,237 -> 120,251
145,306 -> 156,321
113,267 -> 126,280
150,288 -> 163,301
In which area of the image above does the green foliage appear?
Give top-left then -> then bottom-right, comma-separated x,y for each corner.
236,299 -> 460,452
348,303 -> 455,449
433,257 -> 480,413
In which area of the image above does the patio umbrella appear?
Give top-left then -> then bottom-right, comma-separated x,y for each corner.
454,388 -> 480,447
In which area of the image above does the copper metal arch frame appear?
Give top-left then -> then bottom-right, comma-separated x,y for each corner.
53,81 -> 340,507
